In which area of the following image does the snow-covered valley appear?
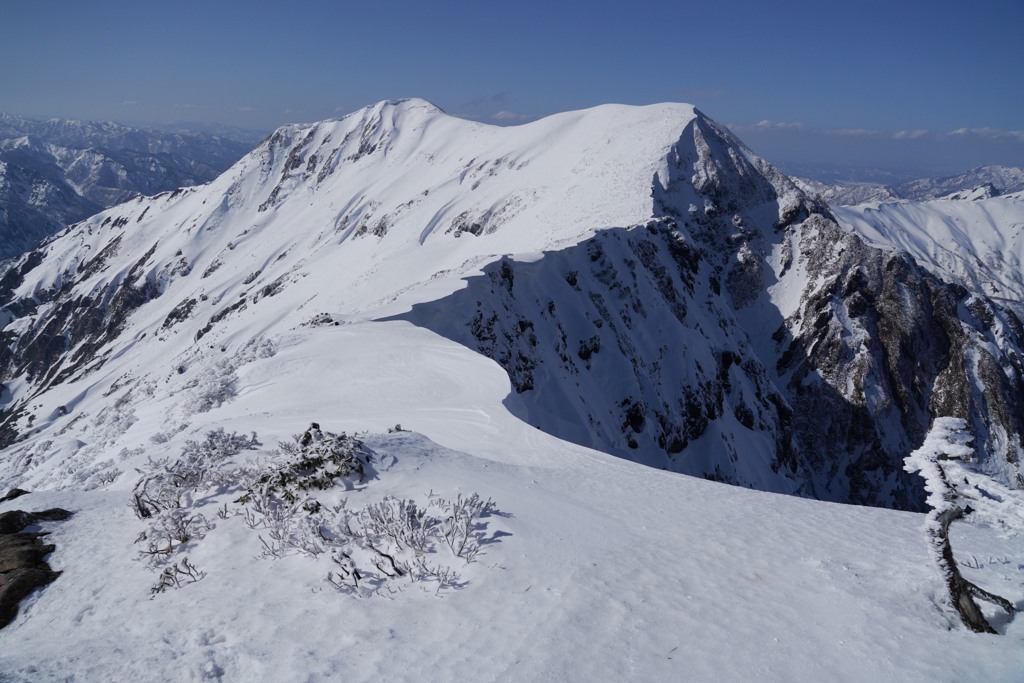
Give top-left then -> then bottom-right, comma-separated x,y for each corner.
0,99 -> 1021,680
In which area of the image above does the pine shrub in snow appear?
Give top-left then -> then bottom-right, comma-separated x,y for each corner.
239,423 -> 367,503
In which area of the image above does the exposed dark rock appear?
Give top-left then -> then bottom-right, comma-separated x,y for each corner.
0,489 -> 29,503
0,507 -> 72,629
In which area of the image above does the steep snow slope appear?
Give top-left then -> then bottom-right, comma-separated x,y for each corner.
834,195 -> 1024,313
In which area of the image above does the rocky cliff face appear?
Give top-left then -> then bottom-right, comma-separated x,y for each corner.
402,114 -> 1024,508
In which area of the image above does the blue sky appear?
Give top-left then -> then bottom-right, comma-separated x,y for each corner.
2,0 -> 1021,177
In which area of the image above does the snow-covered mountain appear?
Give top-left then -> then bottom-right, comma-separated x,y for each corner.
0,113 -> 256,259
0,98 -> 1021,506
796,165 -> 1024,206
0,100 -> 1021,678
895,166 -> 1024,201
834,194 -> 1024,315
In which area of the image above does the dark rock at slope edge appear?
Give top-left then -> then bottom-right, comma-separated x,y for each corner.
0,507 -> 72,629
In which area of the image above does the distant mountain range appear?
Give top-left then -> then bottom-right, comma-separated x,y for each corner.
0,113 -> 258,260
792,165 -> 1024,206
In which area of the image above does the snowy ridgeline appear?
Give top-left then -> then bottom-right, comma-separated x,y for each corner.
833,193 -> 1024,314
794,165 -> 1024,206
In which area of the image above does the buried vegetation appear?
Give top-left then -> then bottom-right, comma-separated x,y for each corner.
132,423 -> 505,597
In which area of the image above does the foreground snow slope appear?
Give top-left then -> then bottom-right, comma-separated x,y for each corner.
1,320 -> 1021,682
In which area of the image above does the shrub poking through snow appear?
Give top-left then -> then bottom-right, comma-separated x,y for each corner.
236,426 -> 500,596
316,491 -> 497,595
132,423 -> 505,597
237,423 -> 368,505
133,428 -> 261,519
131,428 -> 260,593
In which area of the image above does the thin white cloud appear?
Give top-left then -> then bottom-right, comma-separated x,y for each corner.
734,120 -> 805,131
238,106 -> 254,113
119,100 -> 140,107
892,129 -> 929,139
734,122 -> 1024,144
940,127 -> 1024,142
492,110 -> 531,122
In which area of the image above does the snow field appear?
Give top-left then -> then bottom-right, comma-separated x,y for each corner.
2,320 -> 1022,681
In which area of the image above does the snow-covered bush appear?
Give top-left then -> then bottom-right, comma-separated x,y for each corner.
237,423 -> 368,505
315,492 -> 496,595
904,417 -> 1016,633
184,359 -> 238,414
233,425 -> 500,595
132,423 -> 505,598
133,428 -> 260,519
131,428 -> 260,592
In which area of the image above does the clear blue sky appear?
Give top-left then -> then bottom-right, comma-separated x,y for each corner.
2,0 -> 1021,176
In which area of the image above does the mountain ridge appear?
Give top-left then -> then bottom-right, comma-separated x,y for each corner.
0,99 -> 1021,678
0,98 -> 1020,508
